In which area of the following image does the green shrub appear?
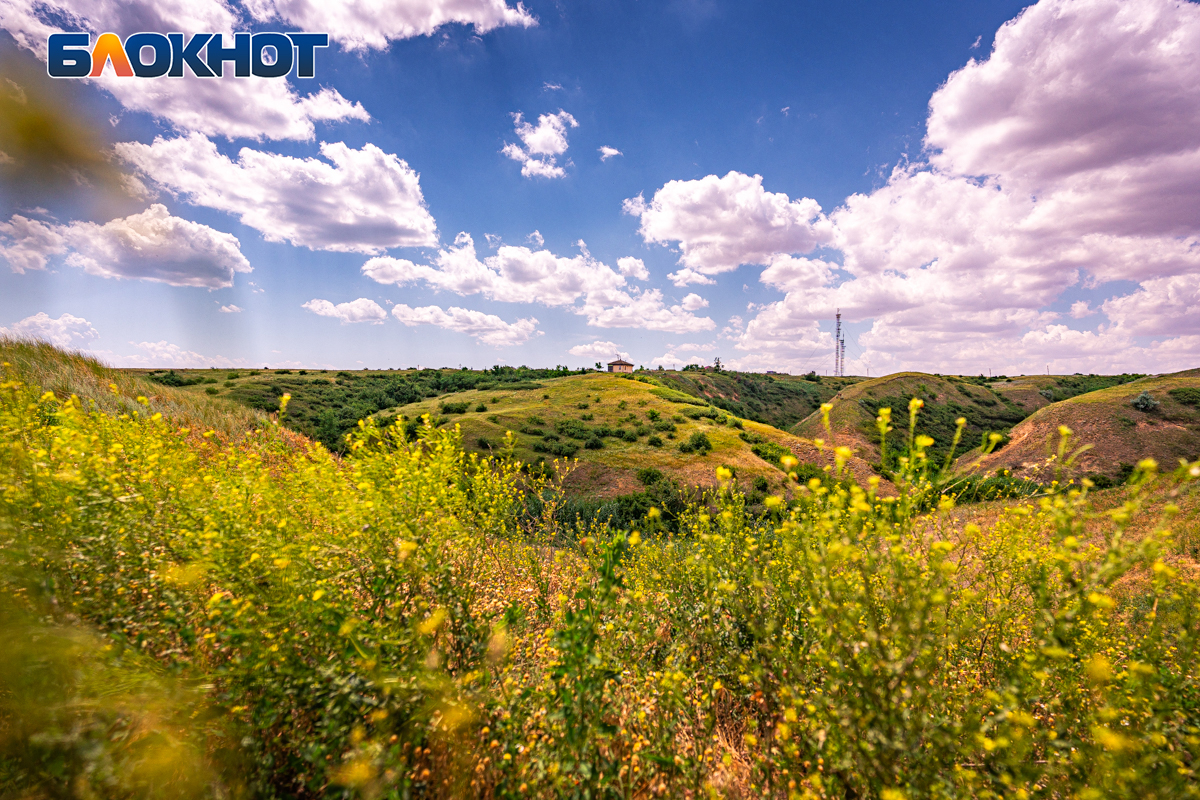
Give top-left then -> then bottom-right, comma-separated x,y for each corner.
475,403 -> 487,412
646,435 -> 663,447
679,431 -> 711,454
440,401 -> 469,414
1132,390 -> 1160,412
204,386 -> 219,395
584,434 -> 604,450
636,467 -> 664,486
1169,387 -> 1200,406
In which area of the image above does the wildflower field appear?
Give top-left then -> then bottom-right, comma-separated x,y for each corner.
1,341 -> 1198,799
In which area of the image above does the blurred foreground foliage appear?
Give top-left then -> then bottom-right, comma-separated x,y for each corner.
1,348 -> 1199,799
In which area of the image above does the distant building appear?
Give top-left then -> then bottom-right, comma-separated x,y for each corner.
607,358 -> 634,374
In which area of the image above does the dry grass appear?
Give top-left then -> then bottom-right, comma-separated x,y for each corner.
0,337 -> 266,439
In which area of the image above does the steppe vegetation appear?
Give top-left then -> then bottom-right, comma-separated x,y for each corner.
2,340 -> 1199,799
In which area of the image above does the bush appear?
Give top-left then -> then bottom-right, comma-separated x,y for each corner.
1169,387 -> 1200,406
475,403 -> 487,412
577,402 -> 589,409
1132,390 -> 1160,412
680,431 -> 711,454
636,467 -> 664,486
204,386 -> 219,395
752,475 -> 769,493
621,430 -> 638,443
646,435 -> 663,447
440,401 -> 469,414
584,434 -> 604,450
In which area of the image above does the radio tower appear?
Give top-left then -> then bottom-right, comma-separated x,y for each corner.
834,309 -> 844,377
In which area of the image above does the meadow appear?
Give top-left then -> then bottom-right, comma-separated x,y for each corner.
2,340 -> 1199,799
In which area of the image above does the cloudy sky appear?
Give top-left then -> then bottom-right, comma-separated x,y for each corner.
1,0 -> 1198,375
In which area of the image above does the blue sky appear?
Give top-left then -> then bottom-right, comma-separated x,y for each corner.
2,0 -> 1198,375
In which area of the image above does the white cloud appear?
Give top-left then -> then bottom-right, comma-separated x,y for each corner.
219,304 -> 243,314
681,293 -> 709,311
302,298 -> 388,324
617,256 -> 649,280
362,233 -> 714,333
392,304 -> 540,346
247,0 -> 537,51
731,0 -> 1200,374
0,0 -> 369,141
0,312 -> 98,348
527,230 -> 544,247
568,340 -> 630,360
100,78 -> 370,143
0,215 -> 67,273
0,205 -> 251,288
118,134 -> 438,254
1069,300 -> 1094,319
624,171 -> 833,280
503,111 -> 577,179
599,146 -> 623,161
92,340 -> 246,369
667,267 -> 716,287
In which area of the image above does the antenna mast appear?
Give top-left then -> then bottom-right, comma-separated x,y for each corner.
834,309 -> 845,377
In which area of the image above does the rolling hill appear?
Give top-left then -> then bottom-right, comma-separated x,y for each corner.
375,371 -> 880,497
967,370 -> 1200,481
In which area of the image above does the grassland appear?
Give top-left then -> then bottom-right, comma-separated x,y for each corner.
3,341 -> 1199,799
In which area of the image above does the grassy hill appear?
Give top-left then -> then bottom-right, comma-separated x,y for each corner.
130,365 -> 881,500
375,371 -> 880,498
654,368 -> 859,429
792,371 -> 1148,470
968,370 -> 1200,482
791,372 -> 1033,467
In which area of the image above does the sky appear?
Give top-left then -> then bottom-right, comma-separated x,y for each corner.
1,0 -> 1198,376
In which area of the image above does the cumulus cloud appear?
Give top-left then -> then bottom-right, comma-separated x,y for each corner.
0,205 -> 251,288
219,304 -> 243,314
599,146 -> 623,161
0,312 -> 98,348
392,304 -> 540,346
302,298 -> 388,324
247,0 -> 537,51
617,256 -> 649,280
624,171 -> 833,282
568,340 -> 630,360
108,340 -> 244,368
503,111 -> 577,178
681,293 -> 709,311
118,134 -> 438,254
363,233 -> 713,333
0,0 -> 369,141
730,0 -> 1200,374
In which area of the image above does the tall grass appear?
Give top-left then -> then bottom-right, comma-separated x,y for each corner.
1,350 -> 1198,798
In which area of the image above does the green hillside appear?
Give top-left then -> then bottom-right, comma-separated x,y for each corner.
654,368 -> 859,429
969,370 -> 1200,482
375,371 -> 881,499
